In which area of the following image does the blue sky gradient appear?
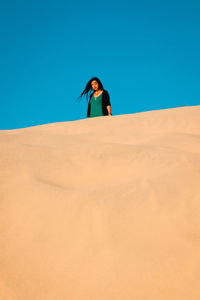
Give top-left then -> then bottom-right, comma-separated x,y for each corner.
0,0 -> 200,129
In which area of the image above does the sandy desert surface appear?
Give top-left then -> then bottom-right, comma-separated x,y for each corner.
0,105 -> 200,300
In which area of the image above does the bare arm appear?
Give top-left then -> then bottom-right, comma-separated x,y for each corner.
107,105 -> 112,116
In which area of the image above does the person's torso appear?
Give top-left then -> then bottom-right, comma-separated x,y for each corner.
90,92 -> 103,117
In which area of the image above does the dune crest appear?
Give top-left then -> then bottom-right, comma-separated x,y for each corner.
1,105 -> 200,300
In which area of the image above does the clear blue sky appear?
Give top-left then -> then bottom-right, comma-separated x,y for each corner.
0,0 -> 200,129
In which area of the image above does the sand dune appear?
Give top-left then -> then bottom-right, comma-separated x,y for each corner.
0,105 -> 200,300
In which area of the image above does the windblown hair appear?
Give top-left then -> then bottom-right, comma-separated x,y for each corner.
77,77 -> 104,103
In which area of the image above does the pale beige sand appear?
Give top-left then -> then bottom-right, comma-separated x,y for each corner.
0,105 -> 200,300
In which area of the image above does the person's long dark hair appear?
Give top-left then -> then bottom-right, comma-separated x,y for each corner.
77,77 -> 104,103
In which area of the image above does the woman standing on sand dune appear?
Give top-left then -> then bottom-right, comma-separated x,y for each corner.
79,77 -> 112,118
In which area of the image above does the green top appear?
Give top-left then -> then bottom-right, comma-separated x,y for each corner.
90,93 -> 103,117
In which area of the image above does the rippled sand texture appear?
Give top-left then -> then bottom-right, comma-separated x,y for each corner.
0,105 -> 200,300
